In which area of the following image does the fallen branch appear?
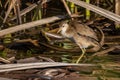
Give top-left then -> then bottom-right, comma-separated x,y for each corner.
0,62 -> 119,73
0,62 -> 96,72
67,0 -> 120,23
0,15 -> 66,37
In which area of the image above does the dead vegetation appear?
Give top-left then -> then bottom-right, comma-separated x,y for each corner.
0,0 -> 119,80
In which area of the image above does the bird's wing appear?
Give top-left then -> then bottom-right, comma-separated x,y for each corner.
69,21 -> 98,41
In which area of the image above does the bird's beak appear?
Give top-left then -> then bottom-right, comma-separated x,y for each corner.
57,27 -> 62,33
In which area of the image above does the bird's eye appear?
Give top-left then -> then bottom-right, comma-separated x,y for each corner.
59,21 -> 68,28
62,25 -> 64,27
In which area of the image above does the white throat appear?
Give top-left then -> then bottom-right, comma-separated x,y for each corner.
61,24 -> 69,33
61,23 -> 69,37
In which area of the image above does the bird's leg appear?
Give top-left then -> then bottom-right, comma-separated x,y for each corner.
76,48 -> 86,63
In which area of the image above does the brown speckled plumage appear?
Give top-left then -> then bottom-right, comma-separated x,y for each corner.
58,20 -> 100,49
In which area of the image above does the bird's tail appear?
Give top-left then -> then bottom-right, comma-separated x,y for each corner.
86,26 -> 104,52
96,26 -> 105,47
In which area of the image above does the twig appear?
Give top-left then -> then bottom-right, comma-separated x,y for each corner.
9,3 -> 37,21
14,38 -> 39,47
0,77 -> 18,80
61,0 -> 78,19
7,57 -> 15,62
0,57 -> 10,64
15,0 -> 22,24
106,36 -> 120,39
105,42 -> 120,45
45,32 -> 64,39
32,1 -> 42,21
37,56 -> 55,62
8,0 -> 52,21
61,0 -> 72,16
88,47 -> 118,61
3,0 -> 17,24
92,47 -> 116,57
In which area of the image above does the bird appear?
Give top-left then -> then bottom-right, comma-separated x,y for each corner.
57,20 -> 101,63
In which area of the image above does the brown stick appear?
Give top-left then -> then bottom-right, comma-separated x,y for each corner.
61,0 -> 72,16
91,47 -> 116,57
45,32 -> 64,39
9,3 -> 37,21
61,0 -> 78,20
106,36 -> 120,39
0,57 -> 10,64
14,38 -> 39,47
3,0 -> 17,23
88,46 -> 120,61
0,15 -> 66,37
115,0 -> 120,28
15,0 -> 22,24
105,42 -> 120,45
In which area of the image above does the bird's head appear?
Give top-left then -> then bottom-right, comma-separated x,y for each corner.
57,20 -> 69,33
